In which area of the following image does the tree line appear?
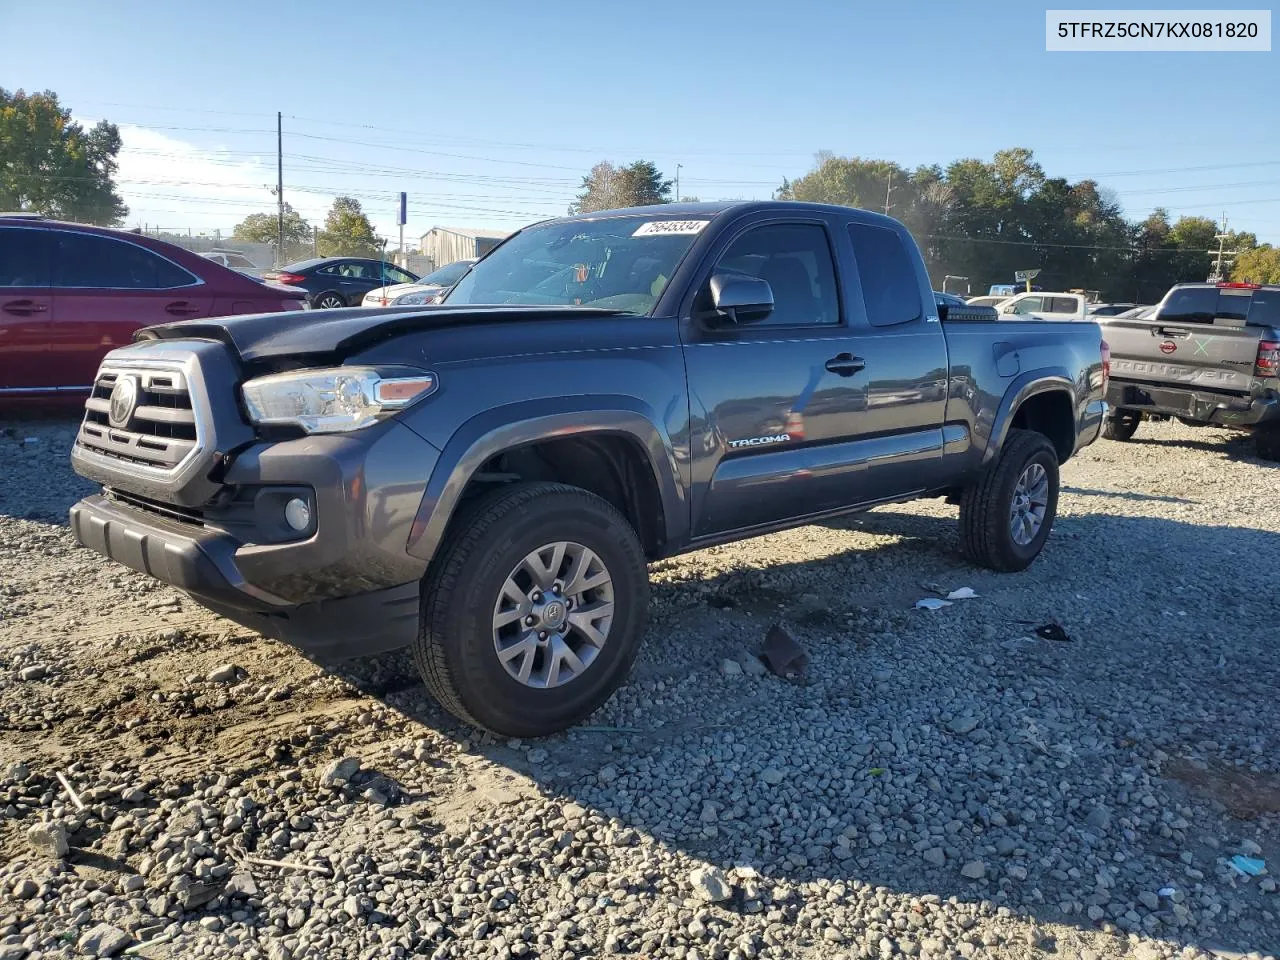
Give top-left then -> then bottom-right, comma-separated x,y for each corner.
576,149 -> 1280,295
231,196 -> 381,260
6,89 -> 1278,288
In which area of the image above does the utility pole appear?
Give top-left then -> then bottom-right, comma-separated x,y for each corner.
675,164 -> 682,203
276,112 -> 284,268
1207,212 -> 1239,283
883,170 -> 894,216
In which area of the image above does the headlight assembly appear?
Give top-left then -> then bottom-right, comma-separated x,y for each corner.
392,290 -> 440,305
241,366 -> 437,434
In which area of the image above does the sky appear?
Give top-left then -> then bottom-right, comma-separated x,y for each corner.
2,0 -> 1277,247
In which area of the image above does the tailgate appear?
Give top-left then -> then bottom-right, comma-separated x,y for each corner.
1105,294 -> 1261,394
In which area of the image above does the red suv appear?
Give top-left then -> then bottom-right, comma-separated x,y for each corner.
0,216 -> 307,402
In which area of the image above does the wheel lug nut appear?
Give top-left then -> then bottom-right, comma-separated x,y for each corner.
538,631 -> 548,640
525,615 -> 536,625
531,591 -> 543,602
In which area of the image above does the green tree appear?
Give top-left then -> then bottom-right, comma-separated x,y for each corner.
1233,245 -> 1280,284
572,160 -> 672,213
233,202 -> 311,247
0,88 -> 127,225
317,196 -> 378,257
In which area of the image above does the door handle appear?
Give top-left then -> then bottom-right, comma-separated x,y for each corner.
825,353 -> 866,377
1153,326 -> 1190,338
164,301 -> 201,317
2,299 -> 48,316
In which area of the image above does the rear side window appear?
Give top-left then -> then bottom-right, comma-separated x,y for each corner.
54,233 -> 196,289
0,228 -> 50,287
1248,288 -> 1280,326
1159,287 -> 1221,324
847,222 -> 921,327
319,261 -> 377,279
1048,296 -> 1079,314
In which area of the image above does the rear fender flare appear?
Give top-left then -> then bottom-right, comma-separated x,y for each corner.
984,369 -> 1076,465
404,396 -> 685,563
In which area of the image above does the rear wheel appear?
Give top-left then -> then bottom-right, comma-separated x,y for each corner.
315,292 -> 345,309
413,482 -> 649,737
1256,425 -> 1280,463
1103,409 -> 1141,441
959,429 -> 1060,572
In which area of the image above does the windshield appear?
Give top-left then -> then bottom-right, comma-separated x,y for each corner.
442,216 -> 708,314
421,260 -> 472,287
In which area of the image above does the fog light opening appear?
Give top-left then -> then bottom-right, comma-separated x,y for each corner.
284,497 -> 311,532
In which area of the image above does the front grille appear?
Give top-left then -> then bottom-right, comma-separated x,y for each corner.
78,368 -> 199,471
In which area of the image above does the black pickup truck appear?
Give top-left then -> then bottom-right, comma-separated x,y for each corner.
69,202 -> 1107,736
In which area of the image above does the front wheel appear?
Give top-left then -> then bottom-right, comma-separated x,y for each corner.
315,292 -> 346,309
959,429 -> 1060,572
413,482 -> 649,737
1103,409 -> 1141,441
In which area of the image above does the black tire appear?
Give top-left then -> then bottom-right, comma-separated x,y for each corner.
1103,409 -> 1141,441
1256,425 -> 1280,463
413,482 -> 649,737
959,428 -> 1060,572
314,292 -> 346,309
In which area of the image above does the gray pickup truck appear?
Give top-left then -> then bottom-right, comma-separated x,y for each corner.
1099,282 -> 1280,460
69,201 -> 1106,736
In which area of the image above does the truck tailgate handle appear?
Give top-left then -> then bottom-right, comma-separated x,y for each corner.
825,353 -> 866,377
1153,326 -> 1191,339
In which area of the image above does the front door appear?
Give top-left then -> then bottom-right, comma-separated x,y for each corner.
683,216 -> 947,538
0,226 -> 53,392
49,231 -> 214,390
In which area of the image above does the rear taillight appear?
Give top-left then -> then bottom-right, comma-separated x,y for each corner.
1256,340 -> 1280,378
1100,338 -> 1111,389
273,272 -> 306,284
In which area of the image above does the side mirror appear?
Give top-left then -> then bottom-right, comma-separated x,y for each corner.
708,273 -> 774,325
1000,304 -> 1016,315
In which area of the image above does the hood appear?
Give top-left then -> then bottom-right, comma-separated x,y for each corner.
135,304 -> 627,364
364,280 -> 432,302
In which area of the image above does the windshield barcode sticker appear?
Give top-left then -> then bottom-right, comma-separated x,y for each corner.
633,220 -> 709,237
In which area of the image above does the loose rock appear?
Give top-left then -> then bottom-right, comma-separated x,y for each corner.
27,822 -> 68,858
690,865 -> 733,902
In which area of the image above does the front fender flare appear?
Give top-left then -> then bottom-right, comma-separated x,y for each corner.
404,396 -> 685,563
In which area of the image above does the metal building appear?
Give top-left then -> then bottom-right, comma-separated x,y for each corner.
419,226 -> 510,267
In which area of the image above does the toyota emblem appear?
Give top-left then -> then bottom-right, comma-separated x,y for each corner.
108,375 -> 139,428
1159,340 -> 1177,355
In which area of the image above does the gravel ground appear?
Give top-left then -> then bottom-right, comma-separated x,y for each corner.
1,416 -> 1278,960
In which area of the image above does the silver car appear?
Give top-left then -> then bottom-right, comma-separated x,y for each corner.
362,259 -> 475,307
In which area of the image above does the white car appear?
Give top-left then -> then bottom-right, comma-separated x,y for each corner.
965,295 -> 1012,309
996,291 -> 1091,322
362,259 -> 475,307
201,250 -> 261,275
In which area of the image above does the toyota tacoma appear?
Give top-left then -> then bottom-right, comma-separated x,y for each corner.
69,202 -> 1108,737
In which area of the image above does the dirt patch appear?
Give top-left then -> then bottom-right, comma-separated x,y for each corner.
1164,757 -> 1280,819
